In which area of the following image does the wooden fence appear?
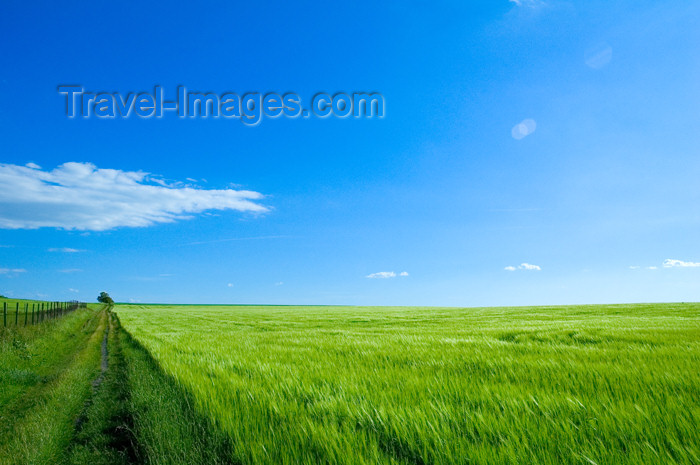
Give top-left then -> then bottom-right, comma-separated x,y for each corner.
2,300 -> 87,327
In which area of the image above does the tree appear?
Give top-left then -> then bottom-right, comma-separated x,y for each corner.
97,291 -> 114,305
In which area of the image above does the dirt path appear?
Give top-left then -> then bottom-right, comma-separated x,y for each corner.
92,311 -> 110,389
75,308 -> 110,431
68,308 -> 139,464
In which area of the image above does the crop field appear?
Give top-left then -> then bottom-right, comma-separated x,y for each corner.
116,303 -> 700,465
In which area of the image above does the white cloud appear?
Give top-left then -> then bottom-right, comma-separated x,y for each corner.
68,288 -> 79,293
48,247 -> 84,253
663,259 -> 700,268
227,283 -> 234,287
366,271 -> 396,279
506,263 -> 541,271
275,282 -> 284,286
647,266 -> 658,270
629,266 -> 640,270
366,271 -> 410,279
511,119 -> 537,140
26,162 -> 41,169
0,162 -> 267,231
0,268 -> 26,275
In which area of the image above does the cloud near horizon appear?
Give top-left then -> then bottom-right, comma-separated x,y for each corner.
366,271 -> 409,279
0,162 -> 268,231
663,259 -> 700,268
505,263 -> 541,271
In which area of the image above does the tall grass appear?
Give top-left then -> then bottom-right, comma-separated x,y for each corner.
119,314 -> 237,465
117,303 -> 700,464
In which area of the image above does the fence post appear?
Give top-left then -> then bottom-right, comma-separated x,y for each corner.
31,303 -> 34,325
24,303 -> 28,326
3,302 -> 6,327
15,302 -> 19,326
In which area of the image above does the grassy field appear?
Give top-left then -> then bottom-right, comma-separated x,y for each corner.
0,300 -> 107,464
116,303 -> 700,465
0,296 -> 236,465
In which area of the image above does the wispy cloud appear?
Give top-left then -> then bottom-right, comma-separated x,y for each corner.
0,267 -> 26,275
182,235 -> 291,246
48,247 -> 85,253
509,0 -> 545,8
505,263 -> 541,271
366,271 -> 410,279
68,288 -> 79,293
585,43 -> 613,69
367,271 -> 396,279
663,259 -> 700,268
0,162 -> 267,231
488,208 -> 541,213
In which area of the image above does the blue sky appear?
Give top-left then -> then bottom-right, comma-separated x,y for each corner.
1,0 -> 699,306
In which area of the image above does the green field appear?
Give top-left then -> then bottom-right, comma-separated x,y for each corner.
115,303 -> 700,465
2,301 -> 699,464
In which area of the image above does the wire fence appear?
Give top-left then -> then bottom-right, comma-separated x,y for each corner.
2,300 -> 87,328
